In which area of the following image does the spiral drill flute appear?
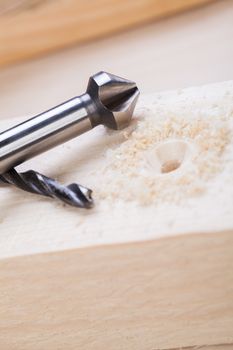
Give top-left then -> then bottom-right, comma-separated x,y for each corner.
0,71 -> 139,208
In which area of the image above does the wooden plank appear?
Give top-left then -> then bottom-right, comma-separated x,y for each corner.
0,0 -> 213,66
0,231 -> 232,349
0,81 -> 233,259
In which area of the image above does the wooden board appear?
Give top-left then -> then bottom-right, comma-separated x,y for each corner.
0,81 -> 233,259
0,0 -> 213,67
0,231 -> 233,349
0,60 -> 232,348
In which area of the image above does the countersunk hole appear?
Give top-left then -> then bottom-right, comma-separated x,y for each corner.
145,139 -> 191,175
161,160 -> 181,174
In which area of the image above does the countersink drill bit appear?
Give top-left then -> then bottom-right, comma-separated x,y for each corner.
0,71 -> 140,208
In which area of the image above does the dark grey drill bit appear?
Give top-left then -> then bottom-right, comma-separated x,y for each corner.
0,169 -> 93,208
0,71 -> 139,208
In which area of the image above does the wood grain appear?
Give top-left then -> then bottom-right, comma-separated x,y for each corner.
0,0 -> 213,66
0,231 -> 232,349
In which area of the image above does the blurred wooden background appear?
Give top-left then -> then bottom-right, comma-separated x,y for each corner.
0,0 -> 213,66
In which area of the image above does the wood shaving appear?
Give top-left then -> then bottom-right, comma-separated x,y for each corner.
95,88 -> 232,206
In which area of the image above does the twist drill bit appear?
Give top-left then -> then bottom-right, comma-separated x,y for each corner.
0,71 -> 139,208
0,169 -> 93,208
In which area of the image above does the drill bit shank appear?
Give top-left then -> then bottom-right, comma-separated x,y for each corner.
0,95 -> 92,174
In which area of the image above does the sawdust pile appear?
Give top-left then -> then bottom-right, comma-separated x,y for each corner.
95,94 -> 231,205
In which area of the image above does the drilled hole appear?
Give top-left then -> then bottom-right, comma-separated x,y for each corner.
161,160 -> 181,174
145,140 -> 191,175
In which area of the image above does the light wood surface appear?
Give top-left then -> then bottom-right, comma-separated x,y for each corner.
0,231 -> 232,349
0,81 -> 232,259
0,0 -> 213,67
1,84 -> 232,349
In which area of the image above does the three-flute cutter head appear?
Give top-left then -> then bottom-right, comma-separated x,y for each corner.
87,71 -> 140,130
